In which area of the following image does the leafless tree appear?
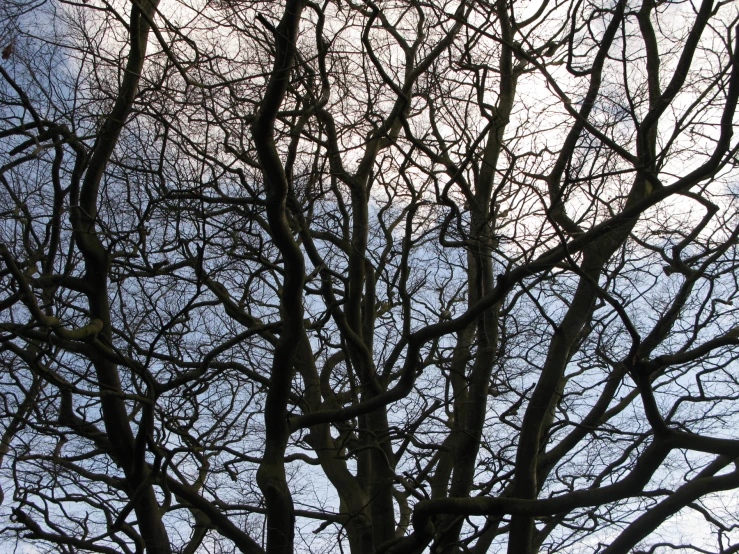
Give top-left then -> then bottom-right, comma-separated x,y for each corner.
2,0 -> 739,553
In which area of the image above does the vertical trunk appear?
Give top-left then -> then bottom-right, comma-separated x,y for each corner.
250,0 -> 307,551
433,5 -> 514,547
507,4 -> 627,551
346,178 -> 397,550
70,2 -> 170,552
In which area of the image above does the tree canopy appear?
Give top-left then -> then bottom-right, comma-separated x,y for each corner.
2,0 -> 739,552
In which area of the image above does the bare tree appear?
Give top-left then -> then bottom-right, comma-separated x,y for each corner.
1,0 -> 739,553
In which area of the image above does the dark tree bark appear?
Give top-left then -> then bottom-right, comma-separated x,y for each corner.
1,0 -> 739,553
